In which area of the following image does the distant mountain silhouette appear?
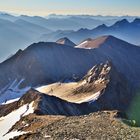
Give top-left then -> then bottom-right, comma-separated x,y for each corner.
0,12 -> 140,61
0,18 -> 50,61
42,18 -> 140,45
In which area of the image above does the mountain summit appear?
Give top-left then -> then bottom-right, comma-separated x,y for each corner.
56,37 -> 76,46
75,35 -> 131,49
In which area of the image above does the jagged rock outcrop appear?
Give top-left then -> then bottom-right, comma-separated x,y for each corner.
81,61 -> 132,111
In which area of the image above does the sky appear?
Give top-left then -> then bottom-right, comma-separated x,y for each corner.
0,0 -> 140,16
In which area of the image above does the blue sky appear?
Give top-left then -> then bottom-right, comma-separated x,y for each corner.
0,0 -> 140,16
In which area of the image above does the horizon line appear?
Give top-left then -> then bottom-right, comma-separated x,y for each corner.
0,11 -> 140,17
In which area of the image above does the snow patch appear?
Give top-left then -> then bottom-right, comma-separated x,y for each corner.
75,41 -> 93,49
1,98 -> 20,105
0,101 -> 34,140
0,79 -> 30,105
23,102 -> 35,116
75,41 -> 88,48
2,131 -> 27,140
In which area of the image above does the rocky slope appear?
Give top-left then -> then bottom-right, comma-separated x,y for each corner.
10,111 -> 140,140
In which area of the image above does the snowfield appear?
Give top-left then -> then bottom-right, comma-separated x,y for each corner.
1,98 -> 20,105
75,41 -> 89,49
2,131 -> 27,140
0,101 -> 34,140
0,79 -> 30,105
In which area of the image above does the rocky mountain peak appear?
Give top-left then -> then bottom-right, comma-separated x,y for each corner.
56,37 -> 76,46
113,19 -> 129,27
94,24 -> 108,30
75,35 -> 118,49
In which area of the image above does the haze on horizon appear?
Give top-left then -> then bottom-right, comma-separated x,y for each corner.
0,0 -> 140,16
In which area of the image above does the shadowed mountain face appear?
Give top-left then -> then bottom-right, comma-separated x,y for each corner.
0,36 -> 140,89
0,62 -> 132,117
0,18 -> 51,62
42,18 -> 140,45
0,35 -> 140,104
37,61 -> 132,112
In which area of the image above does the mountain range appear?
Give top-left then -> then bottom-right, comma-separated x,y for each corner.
0,35 -> 140,104
42,18 -> 140,45
0,12 -> 140,139
0,12 -> 140,62
0,18 -> 51,61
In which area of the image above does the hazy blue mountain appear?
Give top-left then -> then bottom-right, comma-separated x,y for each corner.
0,12 -> 17,21
19,14 -> 139,31
47,14 -> 138,23
15,19 -> 51,35
0,18 -> 51,62
41,18 -> 140,45
18,15 -> 107,31
0,12 -> 140,61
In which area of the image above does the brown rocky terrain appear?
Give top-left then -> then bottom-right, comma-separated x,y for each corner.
75,36 -> 110,49
11,111 -> 140,140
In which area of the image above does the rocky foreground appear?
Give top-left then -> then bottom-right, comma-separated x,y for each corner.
11,111 -> 140,140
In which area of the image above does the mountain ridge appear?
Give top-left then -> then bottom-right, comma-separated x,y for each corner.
42,18 -> 140,45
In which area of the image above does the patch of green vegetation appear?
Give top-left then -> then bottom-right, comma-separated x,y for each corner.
123,119 -> 138,127
126,92 -> 140,127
